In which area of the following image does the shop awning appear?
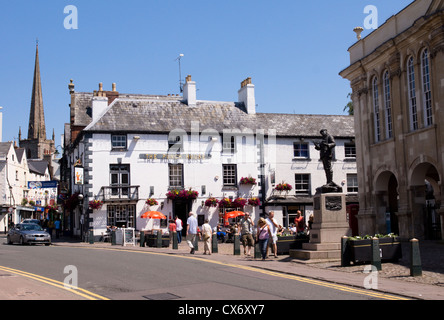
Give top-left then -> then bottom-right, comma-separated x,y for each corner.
16,206 -> 35,212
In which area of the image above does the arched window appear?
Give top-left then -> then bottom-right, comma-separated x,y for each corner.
421,48 -> 433,126
407,56 -> 418,131
372,77 -> 381,142
383,71 -> 393,139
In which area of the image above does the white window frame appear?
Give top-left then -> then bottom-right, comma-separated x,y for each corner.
407,56 -> 418,131
111,134 -> 127,150
372,77 -> 381,143
383,71 -> 393,139
347,174 -> 359,193
421,48 -> 433,127
294,174 -> 310,195
293,142 -> 309,159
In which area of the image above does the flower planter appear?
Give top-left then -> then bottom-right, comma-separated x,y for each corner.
239,177 -> 257,186
276,235 -> 309,255
145,234 -> 170,248
347,237 -> 402,264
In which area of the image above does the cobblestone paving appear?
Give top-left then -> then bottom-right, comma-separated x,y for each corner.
216,240 -> 444,287
295,241 -> 444,287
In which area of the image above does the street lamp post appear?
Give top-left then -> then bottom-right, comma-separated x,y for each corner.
78,193 -> 84,241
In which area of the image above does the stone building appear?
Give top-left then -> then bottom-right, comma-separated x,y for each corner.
340,0 -> 444,240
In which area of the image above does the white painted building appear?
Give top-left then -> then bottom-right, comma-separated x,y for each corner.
0,142 -> 56,231
63,77 -> 356,239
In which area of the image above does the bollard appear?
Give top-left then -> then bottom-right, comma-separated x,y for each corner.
254,241 -> 261,259
140,231 -> 145,247
89,229 -> 94,244
111,230 -> 116,245
193,235 -> 199,251
156,231 -> 162,248
341,236 -> 351,267
172,232 -> 178,250
410,238 -> 422,277
371,237 -> 382,271
233,234 -> 241,255
211,233 -> 218,253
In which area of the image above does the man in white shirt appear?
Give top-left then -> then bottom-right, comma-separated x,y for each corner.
186,212 -> 198,254
266,211 -> 281,258
175,216 -> 183,244
201,219 -> 212,255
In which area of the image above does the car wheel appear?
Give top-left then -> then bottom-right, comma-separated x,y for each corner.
6,235 -> 13,245
19,236 -> 25,245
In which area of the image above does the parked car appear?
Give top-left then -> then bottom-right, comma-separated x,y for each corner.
7,223 -> 51,246
21,219 -> 41,225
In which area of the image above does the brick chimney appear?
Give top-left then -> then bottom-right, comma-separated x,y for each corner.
183,75 -> 196,107
238,77 -> 256,114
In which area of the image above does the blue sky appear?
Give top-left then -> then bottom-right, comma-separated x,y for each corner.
0,0 -> 414,146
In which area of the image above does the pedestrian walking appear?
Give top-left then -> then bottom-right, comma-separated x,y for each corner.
201,219 -> 212,255
186,212 -> 198,254
54,219 -> 61,239
294,210 -> 305,233
47,219 -> 54,238
266,211 -> 281,258
168,219 -> 177,245
239,212 -> 255,256
256,218 -> 271,261
175,215 -> 183,244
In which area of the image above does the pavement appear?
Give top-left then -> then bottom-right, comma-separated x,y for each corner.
1,235 -> 443,300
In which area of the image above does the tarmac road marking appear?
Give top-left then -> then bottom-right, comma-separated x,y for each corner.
61,246 -> 410,300
0,265 -> 109,301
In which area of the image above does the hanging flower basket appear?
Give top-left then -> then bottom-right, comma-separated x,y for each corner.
179,189 -> 199,200
275,183 -> 293,191
166,188 -> 199,201
248,197 -> 261,207
63,193 -> 80,210
146,198 -> 159,206
233,197 -> 247,207
239,177 -> 257,185
204,197 -> 219,207
88,200 -> 103,210
45,204 -> 58,213
219,198 -> 233,208
166,189 -> 180,200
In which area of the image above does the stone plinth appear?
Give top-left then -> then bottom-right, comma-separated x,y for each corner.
290,192 -> 351,261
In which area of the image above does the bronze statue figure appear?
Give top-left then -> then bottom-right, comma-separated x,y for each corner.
314,129 -> 342,193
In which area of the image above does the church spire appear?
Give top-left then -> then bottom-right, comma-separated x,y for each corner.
28,41 -> 46,140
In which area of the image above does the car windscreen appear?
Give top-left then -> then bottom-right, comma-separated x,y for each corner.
21,224 -> 43,231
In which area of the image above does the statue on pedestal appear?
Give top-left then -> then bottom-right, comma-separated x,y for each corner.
314,129 -> 342,194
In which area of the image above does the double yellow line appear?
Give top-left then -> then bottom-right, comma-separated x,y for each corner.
0,265 -> 109,300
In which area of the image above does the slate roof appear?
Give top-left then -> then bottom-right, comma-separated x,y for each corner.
81,95 -> 354,138
0,142 -> 13,157
28,159 -> 48,175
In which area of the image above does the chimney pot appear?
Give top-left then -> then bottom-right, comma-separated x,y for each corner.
112,83 -> 117,92
183,75 -> 196,107
238,77 -> 256,115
